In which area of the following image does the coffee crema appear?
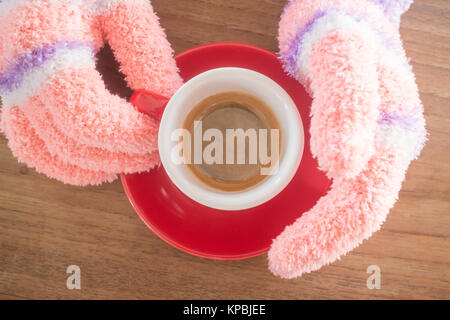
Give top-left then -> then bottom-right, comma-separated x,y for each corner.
181,91 -> 281,192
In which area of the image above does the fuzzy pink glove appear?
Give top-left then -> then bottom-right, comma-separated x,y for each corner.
0,0 -> 182,185
269,0 -> 427,278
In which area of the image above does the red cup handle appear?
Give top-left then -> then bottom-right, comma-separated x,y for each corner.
130,89 -> 169,121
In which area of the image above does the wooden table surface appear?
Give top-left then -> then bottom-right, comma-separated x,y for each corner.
1,0 -> 449,300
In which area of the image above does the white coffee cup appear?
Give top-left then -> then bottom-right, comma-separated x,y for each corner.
158,67 -> 304,210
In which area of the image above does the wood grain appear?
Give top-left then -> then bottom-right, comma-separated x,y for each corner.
0,0 -> 449,300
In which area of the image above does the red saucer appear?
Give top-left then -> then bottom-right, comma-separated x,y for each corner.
120,42 -> 331,260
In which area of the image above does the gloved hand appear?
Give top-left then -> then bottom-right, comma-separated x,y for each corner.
269,0 -> 427,278
0,0 -> 182,185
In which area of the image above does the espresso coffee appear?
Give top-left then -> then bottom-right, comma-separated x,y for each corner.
182,91 -> 281,191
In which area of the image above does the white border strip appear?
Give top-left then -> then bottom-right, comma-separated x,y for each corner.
296,10 -> 412,80
2,46 -> 95,108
